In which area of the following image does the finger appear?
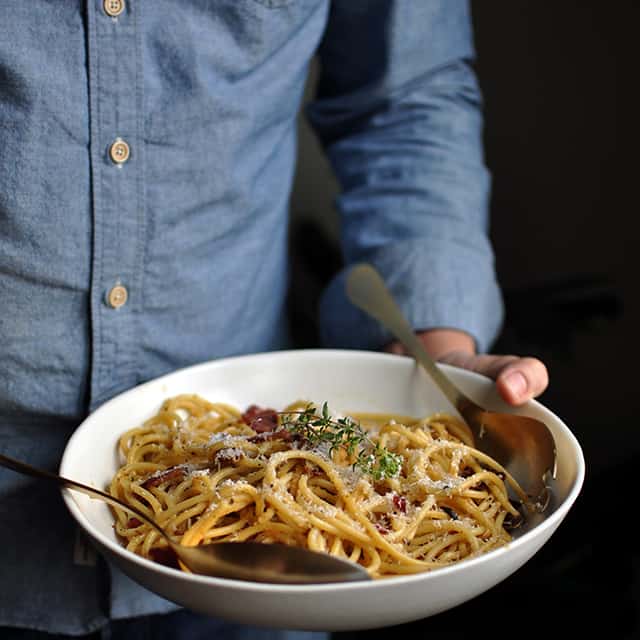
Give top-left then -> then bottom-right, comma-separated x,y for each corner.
438,351 -> 549,405
437,351 -> 520,379
496,357 -> 549,405
384,341 -> 405,355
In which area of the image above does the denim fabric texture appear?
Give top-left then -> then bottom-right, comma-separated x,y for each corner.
0,610 -> 329,640
0,0 -> 502,635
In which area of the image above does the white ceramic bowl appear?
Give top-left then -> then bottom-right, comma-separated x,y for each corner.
60,350 -> 584,631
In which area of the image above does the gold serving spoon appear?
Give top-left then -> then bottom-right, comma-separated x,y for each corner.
0,452 -> 370,584
346,263 -> 557,511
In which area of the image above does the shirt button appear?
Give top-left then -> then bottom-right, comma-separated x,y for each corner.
104,0 -> 125,17
107,284 -> 128,309
109,138 -> 130,165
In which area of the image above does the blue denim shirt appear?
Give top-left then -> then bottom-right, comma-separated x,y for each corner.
0,0 -> 502,634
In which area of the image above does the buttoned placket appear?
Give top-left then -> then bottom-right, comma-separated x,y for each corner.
86,0 -> 145,408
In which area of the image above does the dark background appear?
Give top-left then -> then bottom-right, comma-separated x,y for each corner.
288,1 -> 637,637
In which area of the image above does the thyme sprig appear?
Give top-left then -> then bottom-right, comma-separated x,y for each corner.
280,402 -> 402,481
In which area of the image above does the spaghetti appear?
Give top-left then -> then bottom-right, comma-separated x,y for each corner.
109,394 -> 527,578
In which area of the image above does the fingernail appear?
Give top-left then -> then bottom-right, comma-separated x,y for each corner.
503,371 -> 528,399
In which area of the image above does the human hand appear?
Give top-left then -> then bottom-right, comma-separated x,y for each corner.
385,329 -> 549,407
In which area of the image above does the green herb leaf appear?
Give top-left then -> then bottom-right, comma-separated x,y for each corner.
280,403 -> 402,480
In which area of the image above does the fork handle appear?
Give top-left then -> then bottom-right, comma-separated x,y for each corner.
0,451 -> 71,485
345,263 -> 476,415
0,452 -> 168,541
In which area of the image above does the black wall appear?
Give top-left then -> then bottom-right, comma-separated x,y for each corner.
474,1 -> 636,478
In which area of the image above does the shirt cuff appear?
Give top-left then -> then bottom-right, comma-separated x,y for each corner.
318,240 -> 504,355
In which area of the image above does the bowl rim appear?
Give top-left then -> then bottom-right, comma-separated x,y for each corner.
60,348 -> 586,593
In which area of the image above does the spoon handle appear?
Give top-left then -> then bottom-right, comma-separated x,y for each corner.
0,452 -> 168,541
346,263 -> 476,415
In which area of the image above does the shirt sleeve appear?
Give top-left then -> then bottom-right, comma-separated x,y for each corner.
306,0 -> 504,354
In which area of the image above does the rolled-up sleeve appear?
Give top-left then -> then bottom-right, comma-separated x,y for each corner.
308,0 -> 503,354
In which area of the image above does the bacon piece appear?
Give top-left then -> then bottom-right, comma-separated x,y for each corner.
374,514 -> 391,534
392,494 -> 407,514
303,461 -> 324,477
213,447 -> 244,467
141,466 -> 186,489
375,523 -> 390,535
242,405 -> 279,433
248,429 -> 293,444
241,404 -> 262,423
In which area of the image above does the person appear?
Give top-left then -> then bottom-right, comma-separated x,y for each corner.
0,1 -> 548,638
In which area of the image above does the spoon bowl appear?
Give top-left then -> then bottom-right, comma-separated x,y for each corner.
345,263 -> 557,511
0,452 -> 370,584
